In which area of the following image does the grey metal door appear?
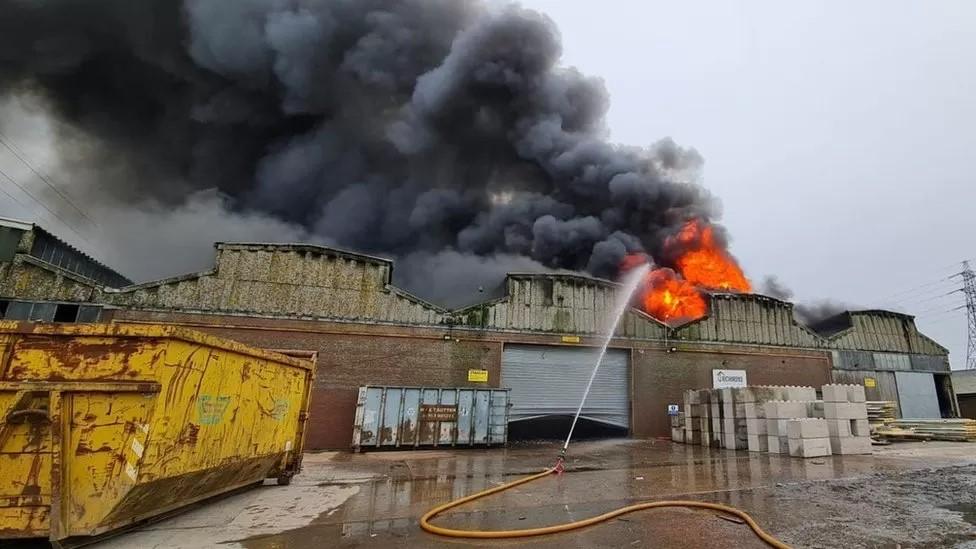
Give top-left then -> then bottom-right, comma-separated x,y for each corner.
501,344 -> 630,428
894,371 -> 941,418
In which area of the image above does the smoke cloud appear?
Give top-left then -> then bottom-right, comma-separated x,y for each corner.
0,0 -> 719,305
759,277 -> 852,327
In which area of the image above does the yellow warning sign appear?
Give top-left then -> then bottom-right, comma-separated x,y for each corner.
864,377 -> 876,388
468,369 -> 489,382
561,335 -> 581,344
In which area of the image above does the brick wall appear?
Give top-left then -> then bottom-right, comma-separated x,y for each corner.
112,310 -> 834,448
112,310 -> 501,449
631,344 -> 832,438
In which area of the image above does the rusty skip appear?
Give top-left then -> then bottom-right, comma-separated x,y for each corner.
0,321 -> 315,544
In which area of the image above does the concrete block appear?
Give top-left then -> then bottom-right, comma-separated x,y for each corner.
710,430 -> 722,447
698,389 -> 712,404
747,434 -> 768,452
829,436 -> 872,455
746,418 -> 768,435
851,419 -> 871,437
766,435 -> 789,454
672,428 -> 685,443
744,402 -> 767,419
824,402 -> 868,420
686,390 -> 702,405
766,418 -> 790,437
684,430 -> 703,444
743,386 -> 785,403
685,404 -> 706,418
806,400 -> 825,419
722,432 -> 747,450
784,386 -> 817,401
788,436 -> 832,458
846,385 -> 867,403
699,417 -> 711,435
765,401 -> 808,419
787,419 -> 829,440
826,419 -> 852,438
821,384 -> 850,403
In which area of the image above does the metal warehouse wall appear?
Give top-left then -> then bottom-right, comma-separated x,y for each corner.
673,294 -> 822,348
453,274 -> 667,339
101,244 -> 444,325
0,256 -> 100,302
631,344 -> 832,438
826,312 -> 947,355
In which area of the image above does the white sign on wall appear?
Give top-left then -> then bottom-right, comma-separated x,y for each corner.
712,369 -> 747,389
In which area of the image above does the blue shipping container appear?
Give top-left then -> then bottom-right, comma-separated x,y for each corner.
351,386 -> 510,450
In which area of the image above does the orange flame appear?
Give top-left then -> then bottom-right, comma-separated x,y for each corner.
668,220 -> 751,292
623,219 -> 751,326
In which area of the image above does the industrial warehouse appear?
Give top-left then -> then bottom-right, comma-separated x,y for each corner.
0,217 -> 959,450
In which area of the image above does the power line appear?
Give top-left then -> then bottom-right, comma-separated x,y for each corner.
881,273 -> 960,301
0,131 -> 99,228
0,181 -> 30,211
0,165 -> 92,246
887,286 -> 963,310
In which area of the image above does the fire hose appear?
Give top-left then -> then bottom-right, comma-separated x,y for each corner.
421,262 -> 791,547
419,462 -> 792,547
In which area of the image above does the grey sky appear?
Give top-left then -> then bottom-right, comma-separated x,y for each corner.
519,0 -> 976,369
1,1 -> 974,368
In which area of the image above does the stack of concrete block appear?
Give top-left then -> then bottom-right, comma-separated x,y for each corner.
786,418 -> 832,458
822,384 -> 872,455
710,388 -> 724,447
682,390 -> 703,445
698,389 -> 714,447
720,388 -> 748,449
739,386 -> 785,452
671,412 -> 685,443
764,400 -> 809,454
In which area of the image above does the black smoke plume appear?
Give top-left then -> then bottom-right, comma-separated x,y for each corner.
0,0 -> 718,303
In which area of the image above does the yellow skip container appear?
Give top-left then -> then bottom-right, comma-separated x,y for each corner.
0,321 -> 315,543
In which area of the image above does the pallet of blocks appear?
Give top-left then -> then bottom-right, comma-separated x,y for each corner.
882,419 -> 976,442
821,384 -> 872,454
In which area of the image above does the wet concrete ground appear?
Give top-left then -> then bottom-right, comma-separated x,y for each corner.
95,439 -> 976,549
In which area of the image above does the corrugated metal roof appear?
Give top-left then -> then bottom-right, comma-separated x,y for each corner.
674,292 -> 823,347
0,216 -> 131,285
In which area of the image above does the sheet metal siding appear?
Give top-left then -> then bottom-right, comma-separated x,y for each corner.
501,344 -> 630,428
831,369 -> 901,415
830,314 -> 946,355
459,276 -> 666,338
833,350 -> 947,373
894,371 -> 942,418
675,296 -> 820,347
104,248 -> 442,324
351,386 -> 509,449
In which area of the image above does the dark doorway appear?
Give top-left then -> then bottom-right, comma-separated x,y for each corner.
508,416 -> 628,442
933,374 -> 956,418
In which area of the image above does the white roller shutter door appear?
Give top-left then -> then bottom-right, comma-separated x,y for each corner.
501,344 -> 630,429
